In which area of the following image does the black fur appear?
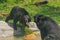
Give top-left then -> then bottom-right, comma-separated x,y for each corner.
34,14 -> 60,40
5,6 -> 31,30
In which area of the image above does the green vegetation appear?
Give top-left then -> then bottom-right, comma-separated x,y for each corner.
0,0 -> 60,24
25,27 -> 33,35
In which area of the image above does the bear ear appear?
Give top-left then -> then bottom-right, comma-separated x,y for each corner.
34,14 -> 43,18
38,16 -> 48,21
38,15 -> 44,19
44,16 -> 48,19
43,16 -> 52,21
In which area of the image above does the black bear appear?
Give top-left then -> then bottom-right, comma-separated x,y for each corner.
5,6 -> 31,30
34,14 -> 60,40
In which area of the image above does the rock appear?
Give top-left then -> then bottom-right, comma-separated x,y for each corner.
0,21 -> 14,38
28,22 -> 41,35
29,22 -> 40,32
0,21 -> 28,38
28,22 -> 42,40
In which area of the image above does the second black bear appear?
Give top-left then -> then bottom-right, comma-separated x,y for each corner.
34,14 -> 60,40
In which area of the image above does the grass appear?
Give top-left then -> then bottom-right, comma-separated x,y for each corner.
0,0 -> 60,24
